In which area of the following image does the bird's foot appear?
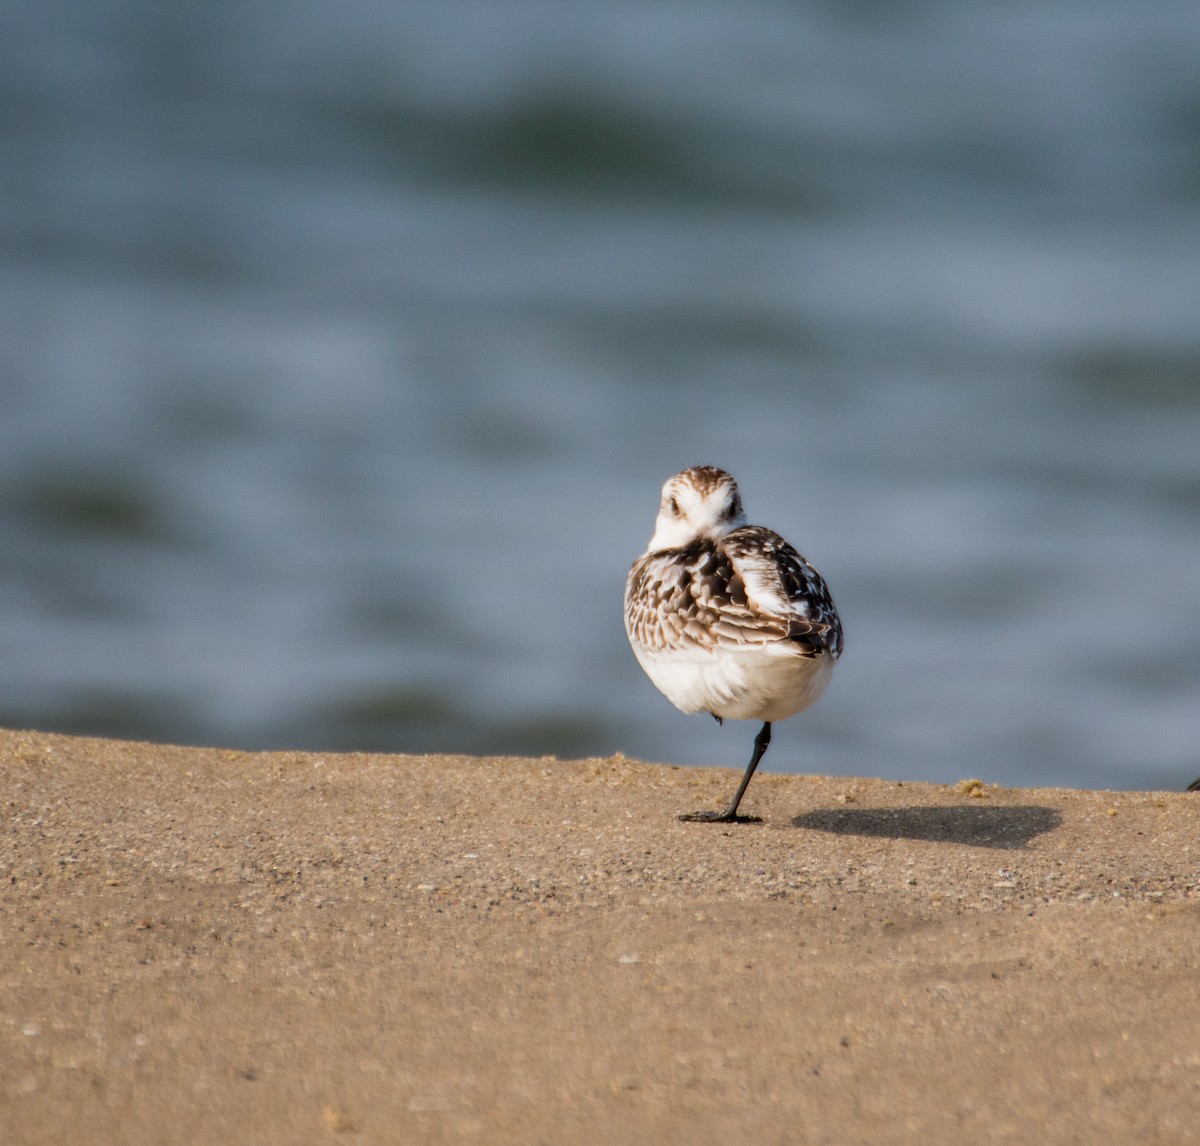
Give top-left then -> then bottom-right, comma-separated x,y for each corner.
678,810 -> 762,824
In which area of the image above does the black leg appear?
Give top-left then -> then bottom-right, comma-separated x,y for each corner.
679,722 -> 771,824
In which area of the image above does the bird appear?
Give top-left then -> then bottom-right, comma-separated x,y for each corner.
624,465 -> 843,823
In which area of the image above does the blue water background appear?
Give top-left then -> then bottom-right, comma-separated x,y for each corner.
2,1 -> 1199,790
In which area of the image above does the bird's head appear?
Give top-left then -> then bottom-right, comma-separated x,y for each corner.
647,465 -> 746,551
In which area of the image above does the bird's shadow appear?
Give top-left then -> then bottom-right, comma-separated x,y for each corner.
791,805 -> 1062,850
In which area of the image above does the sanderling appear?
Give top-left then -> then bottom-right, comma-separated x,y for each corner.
624,466 -> 843,823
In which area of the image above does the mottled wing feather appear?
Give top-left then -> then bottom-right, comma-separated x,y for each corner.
624,526 -> 843,659
723,527 -> 843,658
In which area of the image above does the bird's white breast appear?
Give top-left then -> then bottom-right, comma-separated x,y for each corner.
630,641 -> 834,723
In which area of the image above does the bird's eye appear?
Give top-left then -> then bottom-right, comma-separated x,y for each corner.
667,496 -> 680,516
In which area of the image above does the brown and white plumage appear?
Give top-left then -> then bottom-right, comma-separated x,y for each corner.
624,466 -> 842,821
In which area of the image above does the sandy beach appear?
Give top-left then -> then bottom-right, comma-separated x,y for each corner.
2,727 -> 1198,1144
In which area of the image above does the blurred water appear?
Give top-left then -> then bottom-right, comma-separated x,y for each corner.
1,0 -> 1198,790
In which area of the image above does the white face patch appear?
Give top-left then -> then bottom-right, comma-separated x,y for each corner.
646,467 -> 746,551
